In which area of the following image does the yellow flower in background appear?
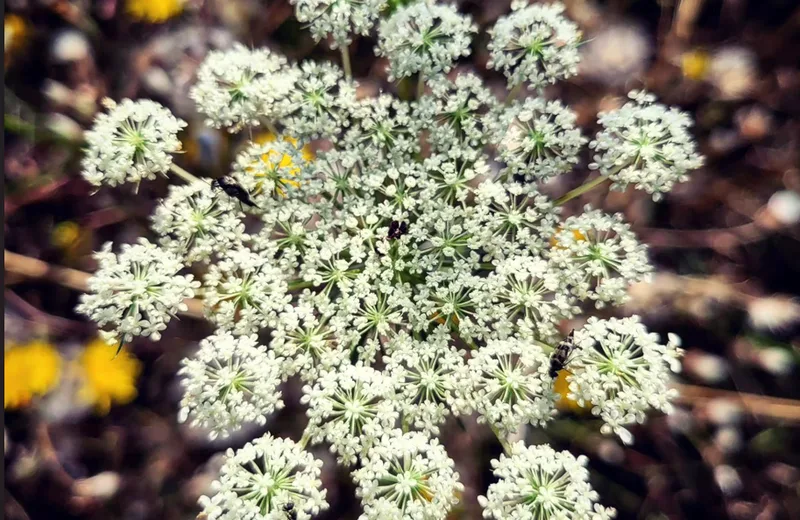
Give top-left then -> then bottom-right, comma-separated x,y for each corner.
126,0 -> 185,23
51,221 -> 93,264
4,14 -> 28,67
681,49 -> 710,81
4,340 -> 62,410
78,339 -> 142,415
553,370 -> 589,413
248,132 -> 314,198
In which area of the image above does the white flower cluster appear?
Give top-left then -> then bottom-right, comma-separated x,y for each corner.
191,44 -> 298,131
566,317 -> 684,445
178,332 -> 284,439
479,442 -> 616,520
81,98 -> 186,188
77,239 -> 199,345
200,433 -> 328,520
590,90 -> 705,200
77,1 -> 704,518
488,2 -> 582,89
292,0 -> 387,49
376,2 -> 477,81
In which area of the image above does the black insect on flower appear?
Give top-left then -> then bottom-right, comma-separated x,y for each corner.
283,502 -> 297,520
387,220 -> 409,240
549,330 -> 577,379
211,176 -> 259,208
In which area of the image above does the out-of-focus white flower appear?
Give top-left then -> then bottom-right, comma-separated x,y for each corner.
376,2 -> 476,81
767,190 -> 800,226
51,30 -> 91,63
77,239 -> 199,345
203,247 -> 291,335
714,465 -> 742,496
488,2 -> 581,89
547,209 -> 652,307
291,0 -> 388,50
301,363 -> 398,465
151,183 -> 247,264
579,23 -> 650,86
479,442 -> 616,520
231,138 -> 310,205
757,347 -> 794,376
589,90 -> 704,200
492,97 -> 585,181
353,429 -> 463,520
747,295 -> 800,333
284,61 -> 358,141
200,433 -> 328,520
708,46 -> 757,101
566,317 -> 684,444
706,399 -> 743,426
81,98 -> 186,188
416,73 -> 496,160
191,44 -> 297,131
178,332 -> 284,440
384,328 -> 465,435
462,338 -> 557,433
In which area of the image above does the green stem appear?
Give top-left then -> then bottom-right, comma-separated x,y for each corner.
489,423 -> 513,455
416,73 -> 425,100
341,45 -> 352,80
288,280 -> 315,291
298,431 -> 311,449
554,175 -> 610,206
169,164 -> 203,185
504,83 -> 523,105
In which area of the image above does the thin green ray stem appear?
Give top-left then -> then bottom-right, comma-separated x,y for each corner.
554,175 -> 610,206
169,163 -> 203,185
341,45 -> 352,80
504,83 -> 523,105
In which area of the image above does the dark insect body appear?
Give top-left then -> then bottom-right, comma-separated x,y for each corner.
211,176 -> 259,208
283,502 -> 297,520
387,220 -> 409,240
549,330 -> 577,378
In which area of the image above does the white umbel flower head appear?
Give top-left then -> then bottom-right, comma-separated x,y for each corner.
463,338 -> 557,433
589,90 -> 704,200
284,61 -> 358,141
384,328 -> 466,435
151,183 -> 247,264
81,98 -> 186,188
376,2 -> 477,81
178,332 -> 284,440
301,363 -> 398,465
492,97 -> 585,181
353,429 -> 463,520
482,254 -> 577,340
291,0 -> 387,49
479,442 -> 616,520
200,433 -> 329,520
77,239 -> 200,345
488,2 -> 582,88
231,138 -> 310,205
547,209 -> 652,307
203,247 -> 291,335
417,73 -> 497,160
566,317 -> 684,444
191,44 -> 297,132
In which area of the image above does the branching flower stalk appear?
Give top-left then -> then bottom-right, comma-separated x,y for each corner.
77,2 -> 703,519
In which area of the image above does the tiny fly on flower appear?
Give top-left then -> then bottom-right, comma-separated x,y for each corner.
387,220 -> 408,240
549,330 -> 577,379
211,176 -> 259,208
283,502 -> 297,520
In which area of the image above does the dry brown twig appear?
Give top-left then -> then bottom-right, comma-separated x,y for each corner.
3,250 -> 204,318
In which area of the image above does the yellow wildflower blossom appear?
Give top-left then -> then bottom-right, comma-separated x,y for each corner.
553,369 -> 589,413
681,50 -> 710,81
78,338 -> 142,415
248,132 -> 314,198
4,14 -> 28,67
126,0 -> 185,24
4,340 -> 62,410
